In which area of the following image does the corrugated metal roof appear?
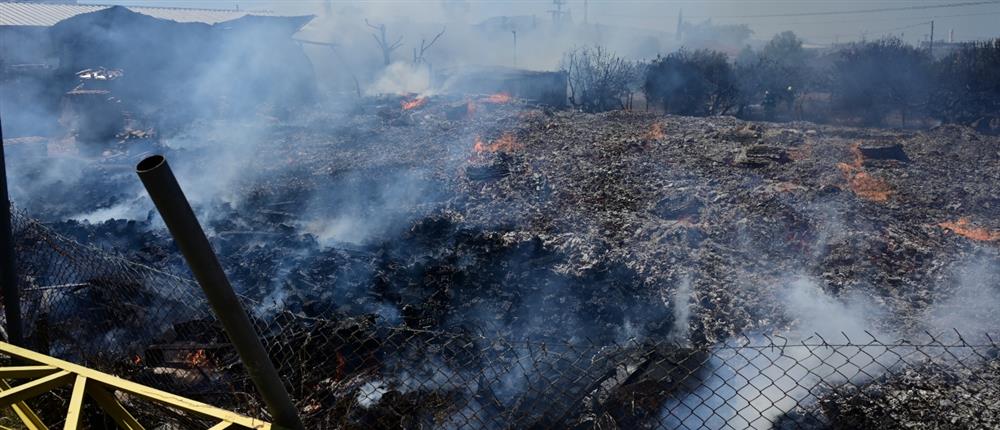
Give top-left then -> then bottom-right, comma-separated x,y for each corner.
0,2 -> 273,27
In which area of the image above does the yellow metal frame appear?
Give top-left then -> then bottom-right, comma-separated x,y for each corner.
0,341 -> 271,429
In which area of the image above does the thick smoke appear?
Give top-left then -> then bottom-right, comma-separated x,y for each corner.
2,2 -> 998,428
663,253 -> 1000,429
925,254 -> 1000,337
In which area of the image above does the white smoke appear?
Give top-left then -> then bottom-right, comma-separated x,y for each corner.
367,61 -> 434,96
926,255 -> 1000,338
662,251 -> 1000,429
660,276 -> 893,429
670,275 -> 693,342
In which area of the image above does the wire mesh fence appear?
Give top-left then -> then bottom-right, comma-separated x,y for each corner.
4,209 -> 1000,429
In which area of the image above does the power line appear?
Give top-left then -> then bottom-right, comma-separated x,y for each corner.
804,9 -> 1000,42
603,0 -> 1000,21
808,21 -> 933,42
602,5 -> 1000,42
753,9 -> 1000,27
708,0 -> 1000,19
878,20 -> 933,37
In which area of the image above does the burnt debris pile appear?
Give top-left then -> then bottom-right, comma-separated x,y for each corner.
5,93 -> 999,427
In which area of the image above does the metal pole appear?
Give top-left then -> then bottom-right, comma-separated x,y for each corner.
0,116 -> 23,346
929,20 -> 935,57
512,30 -> 517,68
135,155 -> 302,430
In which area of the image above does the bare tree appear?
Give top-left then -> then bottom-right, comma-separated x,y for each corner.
365,19 -> 404,66
562,46 -> 639,112
413,26 -> 446,65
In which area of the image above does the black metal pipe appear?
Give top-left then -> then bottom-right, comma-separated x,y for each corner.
0,116 -> 23,346
136,155 -> 302,429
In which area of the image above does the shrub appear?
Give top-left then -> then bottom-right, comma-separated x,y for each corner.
831,38 -> 933,126
644,49 -> 737,116
733,32 -> 811,119
931,38 -> 1000,124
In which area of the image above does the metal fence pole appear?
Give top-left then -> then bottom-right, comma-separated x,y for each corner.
0,116 -> 23,346
136,155 -> 303,430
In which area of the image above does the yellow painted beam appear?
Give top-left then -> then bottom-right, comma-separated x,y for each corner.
0,342 -> 269,429
85,384 -> 144,430
0,366 -> 58,379
0,371 -> 73,409
63,375 -> 87,430
0,379 -> 48,430
207,422 -> 234,430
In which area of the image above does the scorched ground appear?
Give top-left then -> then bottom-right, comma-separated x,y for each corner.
15,96 -> 1000,427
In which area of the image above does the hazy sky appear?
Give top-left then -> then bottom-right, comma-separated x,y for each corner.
82,1 -> 1000,44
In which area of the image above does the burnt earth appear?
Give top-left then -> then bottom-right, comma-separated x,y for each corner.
41,100 -> 1000,345
28,98 -> 1000,426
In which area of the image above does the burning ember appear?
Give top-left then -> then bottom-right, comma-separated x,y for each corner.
401,96 -> 428,110
132,354 -> 142,365
836,143 -> 893,202
184,349 -> 210,368
473,133 -> 521,153
646,122 -> 665,141
938,218 -> 1000,242
483,92 -> 512,104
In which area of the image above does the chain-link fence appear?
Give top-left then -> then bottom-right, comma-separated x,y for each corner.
5,210 -> 1000,429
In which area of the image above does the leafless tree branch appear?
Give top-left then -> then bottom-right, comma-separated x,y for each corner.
365,18 -> 403,66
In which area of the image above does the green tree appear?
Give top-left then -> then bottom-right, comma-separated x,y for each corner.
931,38 -> 1000,125
832,38 -> 932,126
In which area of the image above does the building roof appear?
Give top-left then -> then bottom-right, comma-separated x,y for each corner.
0,2 -> 274,27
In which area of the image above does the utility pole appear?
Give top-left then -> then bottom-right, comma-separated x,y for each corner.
675,9 -> 683,41
0,115 -> 22,347
512,30 -> 517,67
929,20 -> 935,57
548,0 -> 568,29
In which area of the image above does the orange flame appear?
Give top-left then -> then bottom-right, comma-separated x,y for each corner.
483,92 -> 512,104
401,96 -> 428,110
836,143 -> 893,202
474,133 -> 521,153
185,349 -> 209,367
646,122 -> 665,141
938,218 -> 1000,242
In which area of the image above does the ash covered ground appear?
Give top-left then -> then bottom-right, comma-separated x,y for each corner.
23,97 -> 998,343
12,97 -> 1000,427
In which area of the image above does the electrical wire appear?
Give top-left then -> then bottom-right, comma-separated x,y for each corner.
707,0 -> 1000,19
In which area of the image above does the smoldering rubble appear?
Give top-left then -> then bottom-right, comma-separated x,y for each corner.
16,92 -> 999,426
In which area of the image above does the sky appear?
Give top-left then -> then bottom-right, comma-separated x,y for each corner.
80,0 -> 1000,45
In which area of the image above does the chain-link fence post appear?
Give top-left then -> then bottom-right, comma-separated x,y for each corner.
0,115 -> 23,346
